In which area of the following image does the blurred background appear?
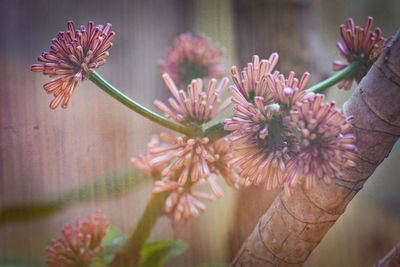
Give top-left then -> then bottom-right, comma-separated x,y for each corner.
0,0 -> 399,266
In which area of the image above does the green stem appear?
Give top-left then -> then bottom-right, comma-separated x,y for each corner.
305,61 -> 360,93
111,191 -> 169,267
89,71 -> 192,136
205,123 -> 230,142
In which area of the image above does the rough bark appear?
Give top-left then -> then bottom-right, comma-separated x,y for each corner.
231,30 -> 400,266
374,243 -> 400,267
229,0 -> 328,258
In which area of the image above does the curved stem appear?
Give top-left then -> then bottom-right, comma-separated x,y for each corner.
306,61 -> 360,93
89,71 -> 192,136
111,191 -> 169,267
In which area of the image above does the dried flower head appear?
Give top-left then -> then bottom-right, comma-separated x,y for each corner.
231,54 -> 279,102
158,33 -> 226,88
333,17 -> 392,90
283,94 -> 357,196
148,133 -> 225,198
223,86 -> 300,191
46,211 -> 109,267
31,21 -> 115,109
154,73 -> 231,125
152,179 -> 214,234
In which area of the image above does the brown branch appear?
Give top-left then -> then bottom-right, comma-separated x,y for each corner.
374,243 -> 400,267
231,30 -> 400,266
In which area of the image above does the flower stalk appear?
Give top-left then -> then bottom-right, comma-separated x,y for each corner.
306,61 -> 360,93
88,62 -> 362,143
89,71 -> 193,136
111,191 -> 169,267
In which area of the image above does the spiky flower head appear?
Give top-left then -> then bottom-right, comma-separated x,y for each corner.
225,57 -> 357,196
230,54 -> 279,102
31,21 -> 115,109
223,86 -> 300,191
224,62 -> 313,192
46,211 -> 109,267
148,133 -> 225,198
143,135 -> 239,233
333,17 -> 392,90
267,71 -> 311,107
152,179 -> 214,234
283,94 -> 357,195
154,73 -> 231,126
158,33 -> 226,88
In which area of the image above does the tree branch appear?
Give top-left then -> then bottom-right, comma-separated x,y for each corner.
374,243 -> 400,267
231,30 -> 400,266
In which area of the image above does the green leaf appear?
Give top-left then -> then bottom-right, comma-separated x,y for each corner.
93,225 -> 126,266
139,240 -> 187,267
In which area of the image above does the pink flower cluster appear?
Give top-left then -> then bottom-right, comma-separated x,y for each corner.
224,54 -> 356,195
131,51 -> 358,231
283,95 -> 357,195
132,75 -> 240,232
154,73 -> 231,125
158,33 -> 226,88
31,21 -> 365,234
46,211 -> 109,267
333,17 -> 392,89
31,21 -> 115,109
231,54 -> 279,102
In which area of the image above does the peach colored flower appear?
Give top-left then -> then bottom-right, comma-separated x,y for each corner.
153,179 -> 214,234
46,211 -> 109,267
148,133 -> 225,198
158,33 -> 226,88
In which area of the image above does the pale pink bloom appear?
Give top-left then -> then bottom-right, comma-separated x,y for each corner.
158,33 -> 226,88
266,71 -> 312,106
154,74 -> 231,125
148,133 -> 225,198
31,21 -> 115,109
131,135 -> 167,179
230,54 -> 279,102
283,94 -> 357,196
333,17 -> 392,90
152,179 -> 214,234
223,86 -> 300,191
46,211 -> 109,267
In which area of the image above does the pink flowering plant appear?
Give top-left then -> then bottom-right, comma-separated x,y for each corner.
24,17 -> 396,266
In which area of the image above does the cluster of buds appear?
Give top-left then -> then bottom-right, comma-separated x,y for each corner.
158,33 -> 226,89
46,211 -> 109,267
231,54 -> 279,102
283,94 -> 357,195
224,54 -> 356,195
31,17 -> 392,235
31,21 -> 115,109
132,74 -> 239,232
154,73 -> 231,125
333,17 -> 392,89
